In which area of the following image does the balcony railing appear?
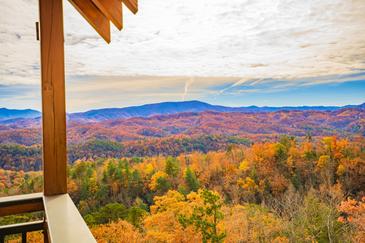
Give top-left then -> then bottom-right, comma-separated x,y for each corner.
0,193 -> 95,243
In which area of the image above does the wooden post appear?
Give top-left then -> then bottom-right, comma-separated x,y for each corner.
39,0 -> 67,195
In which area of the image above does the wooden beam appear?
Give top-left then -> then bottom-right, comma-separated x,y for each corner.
122,0 -> 138,14
39,0 -> 67,196
91,0 -> 123,30
68,0 -> 111,43
0,193 -> 44,217
0,201 -> 44,217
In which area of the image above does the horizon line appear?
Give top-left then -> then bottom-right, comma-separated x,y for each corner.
1,100 -> 365,113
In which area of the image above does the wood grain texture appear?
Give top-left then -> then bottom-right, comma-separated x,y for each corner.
0,202 -> 44,217
69,0 -> 111,43
92,0 -> 123,30
0,193 -> 44,217
39,0 -> 67,196
122,0 -> 138,14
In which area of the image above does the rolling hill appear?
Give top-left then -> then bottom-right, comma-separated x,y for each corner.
69,100 -> 364,121
0,106 -> 364,146
0,108 -> 40,121
2,101 -> 364,122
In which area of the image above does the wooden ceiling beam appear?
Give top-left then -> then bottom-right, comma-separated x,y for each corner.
68,0 -> 111,43
91,0 -> 123,30
122,0 -> 138,14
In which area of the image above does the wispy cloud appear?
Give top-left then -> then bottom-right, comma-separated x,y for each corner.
0,75 -> 364,111
1,0 -> 365,110
182,77 -> 194,101
220,72 -> 365,94
2,0 -> 365,84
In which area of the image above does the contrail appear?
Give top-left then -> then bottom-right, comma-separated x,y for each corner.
219,77 -> 260,94
218,77 -> 248,94
182,76 -> 194,101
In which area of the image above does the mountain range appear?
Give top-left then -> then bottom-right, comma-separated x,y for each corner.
0,102 -> 364,146
1,100 -> 364,122
0,108 -> 41,121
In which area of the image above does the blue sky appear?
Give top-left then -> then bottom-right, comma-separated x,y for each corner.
209,79 -> 365,107
1,75 -> 364,112
1,0 -> 365,112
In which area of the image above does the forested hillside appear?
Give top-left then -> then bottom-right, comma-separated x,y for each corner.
1,107 -> 364,146
4,101 -> 362,122
1,136 -> 364,242
0,103 -> 364,242
0,135 -> 253,171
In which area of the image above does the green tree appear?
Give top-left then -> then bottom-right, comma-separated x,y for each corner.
92,203 -> 128,224
179,189 -> 226,243
288,191 -> 348,242
165,156 -> 180,177
185,167 -> 200,192
127,206 -> 146,228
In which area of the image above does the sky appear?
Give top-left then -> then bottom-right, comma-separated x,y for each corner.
0,0 -> 365,112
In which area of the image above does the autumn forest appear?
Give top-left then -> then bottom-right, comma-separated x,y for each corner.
0,104 -> 364,242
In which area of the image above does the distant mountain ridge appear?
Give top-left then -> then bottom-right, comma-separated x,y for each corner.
1,107 -> 364,146
0,108 -> 41,121
69,100 -> 365,121
1,101 -> 364,122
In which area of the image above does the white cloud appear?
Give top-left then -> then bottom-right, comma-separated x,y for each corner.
0,0 -> 364,110
1,0 -> 365,85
